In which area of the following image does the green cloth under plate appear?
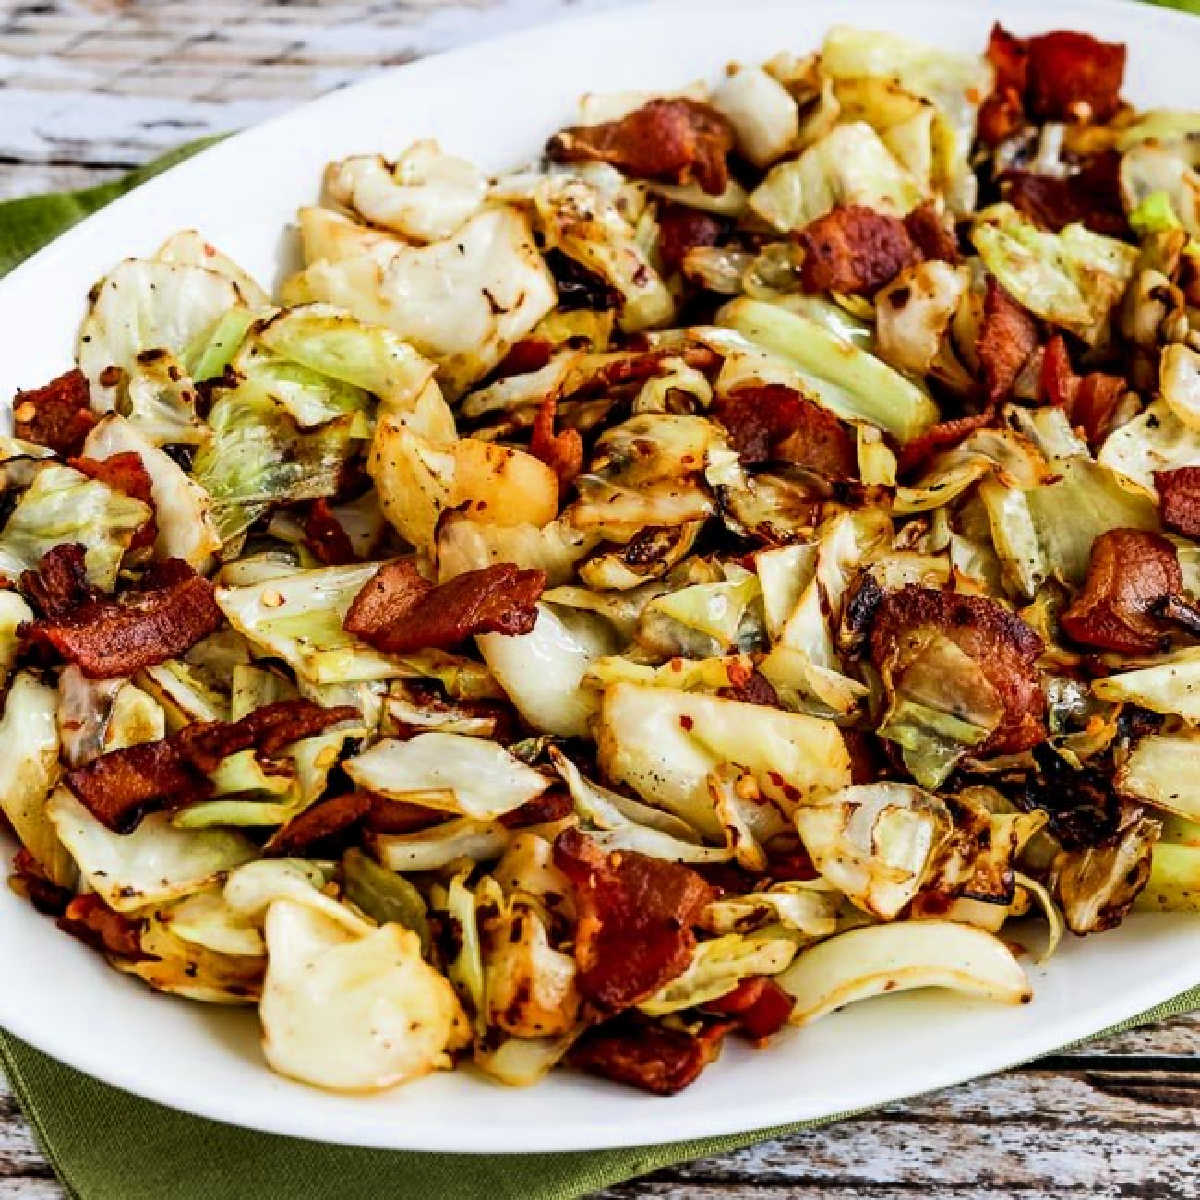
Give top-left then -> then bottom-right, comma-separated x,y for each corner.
2,3 -> 1199,1194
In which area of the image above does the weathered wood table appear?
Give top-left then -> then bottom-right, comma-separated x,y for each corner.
1,1 -> 1198,1196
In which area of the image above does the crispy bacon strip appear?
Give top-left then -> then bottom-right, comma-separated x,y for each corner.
19,544 -> 96,619
1061,529 -> 1181,655
302,499 -> 358,566
1025,30 -> 1126,122
1002,152 -> 1129,237
869,585 -> 1046,756
10,848 -> 73,917
530,396 -> 584,488
978,22 -> 1029,147
344,560 -> 546,654
569,1016 -> 730,1095
977,277 -> 1038,403
266,791 -> 373,856
1156,467 -> 1200,539
702,976 -> 795,1040
546,98 -> 734,195
58,894 -> 145,959
1039,334 -> 1128,448
12,369 -> 97,457
498,789 -> 574,829
553,826 -> 715,1011
796,205 -> 920,296
494,338 -> 554,379
713,384 -> 856,478
717,662 -> 781,707
25,558 -> 223,679
896,409 -> 996,475
64,701 -> 357,832
658,203 -> 726,275
364,795 -> 453,835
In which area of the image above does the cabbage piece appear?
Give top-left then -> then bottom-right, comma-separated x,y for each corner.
224,859 -> 346,927
158,887 -> 266,958
324,143 -> 487,242
1053,813 -> 1160,934
1134,843 -> 1200,912
216,563 -> 408,686
0,673 -> 74,886
344,733 -> 548,820
1120,143 -> 1200,237
533,176 -> 674,333
437,516 -> 595,587
875,261 -> 970,377
0,590 -> 32,690
970,205 -> 1137,345
138,660 -> 229,728
82,415 -> 221,570
639,930 -> 800,1016
477,604 -> 615,738
192,382 -> 361,547
1100,400 -> 1200,494
1158,343 -> 1200,431
0,462 -> 151,589
474,1032 -> 579,1087
703,882 -> 840,938
283,206 -> 556,397
431,868 -> 487,1034
120,348 -> 211,446
642,569 -> 761,652
747,122 -> 925,233
1092,649 -> 1200,719
820,25 -> 992,212
593,415 -> 725,485
718,298 -> 938,442
567,476 -> 714,542
1118,729 -> 1200,820
482,898 -> 580,1037
259,898 -> 468,1090
795,783 -> 951,920
341,847 -> 430,954
119,914 -> 264,1003
76,257 -> 249,410
1024,459 -> 1160,585
372,817 -> 513,873
596,682 -> 850,838
155,229 -> 270,308
47,789 -> 256,912
711,66 -> 798,168
777,919 -> 1031,1026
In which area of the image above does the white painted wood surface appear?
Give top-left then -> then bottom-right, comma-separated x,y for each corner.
0,1 -> 1198,1196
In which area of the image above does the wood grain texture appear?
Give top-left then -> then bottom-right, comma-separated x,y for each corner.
1,1 -> 1199,1197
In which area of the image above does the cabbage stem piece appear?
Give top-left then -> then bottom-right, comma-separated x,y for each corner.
778,920 -> 1031,1026
1134,843 -> 1200,911
1118,730 -> 1200,821
1093,650 -> 1200,720
718,298 -> 938,441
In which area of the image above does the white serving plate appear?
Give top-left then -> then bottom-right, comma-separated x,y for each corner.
0,0 -> 1198,1155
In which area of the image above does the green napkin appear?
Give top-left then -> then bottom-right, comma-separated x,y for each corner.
3,3 -> 1200,1194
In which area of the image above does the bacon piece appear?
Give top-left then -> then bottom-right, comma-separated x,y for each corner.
63,739 -> 210,833
658,203 -> 725,275
1039,334 -> 1128,447
10,848 -> 72,917
498,789 -> 573,829
363,795 -> 453,835
494,338 -> 554,379
702,976 -> 795,1040
530,396 -> 584,488
174,700 -> 358,774
1060,529 -> 1181,655
25,559 -> 223,679
344,560 -> 545,654
978,88 -> 1026,147
1002,152 -> 1129,237
896,409 -> 996,475
1025,30 -> 1125,123
977,277 -> 1038,403
569,1017 -> 730,1095
302,499 -> 357,566
266,791 -> 373,856
796,205 -> 919,296
58,894 -> 145,959
19,544 -> 96,619
987,21 -> 1030,93
869,585 -> 1046,756
765,846 -> 820,883
64,701 -> 357,832
713,384 -> 856,478
1156,467 -> 1200,539
717,662 -> 781,707
553,826 -> 715,1011
69,452 -> 157,552
546,98 -> 734,195
978,23 -> 1029,147
12,369 -> 97,458
903,201 -> 960,264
